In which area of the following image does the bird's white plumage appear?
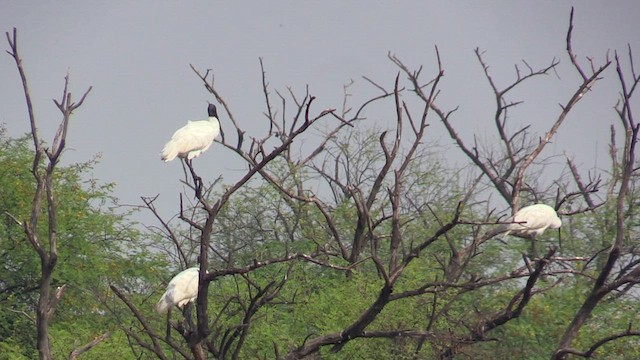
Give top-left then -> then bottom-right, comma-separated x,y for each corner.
499,204 -> 562,239
156,267 -> 200,314
161,104 -> 220,162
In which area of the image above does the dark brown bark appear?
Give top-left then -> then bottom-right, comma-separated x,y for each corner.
6,28 -> 91,360
553,41 -> 640,358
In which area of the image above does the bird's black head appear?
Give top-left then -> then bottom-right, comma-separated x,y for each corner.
208,103 -> 218,118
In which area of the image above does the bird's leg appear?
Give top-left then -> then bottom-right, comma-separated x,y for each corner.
183,303 -> 195,331
185,159 -> 203,199
529,238 -> 539,260
165,308 -> 172,340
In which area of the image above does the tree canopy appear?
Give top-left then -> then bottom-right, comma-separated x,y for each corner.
2,8 -> 640,360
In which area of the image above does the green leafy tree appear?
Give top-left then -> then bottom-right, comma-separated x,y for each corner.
2,29 -> 165,360
0,128 -> 167,360
111,9 -> 639,360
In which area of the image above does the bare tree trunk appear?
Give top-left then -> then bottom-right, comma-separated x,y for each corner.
5,28 -> 92,360
36,268 -> 53,359
553,45 -> 640,358
191,343 -> 206,360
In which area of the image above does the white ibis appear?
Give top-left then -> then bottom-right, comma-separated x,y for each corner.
160,104 -> 220,162
156,267 -> 200,314
499,204 -> 562,238
498,203 -> 562,257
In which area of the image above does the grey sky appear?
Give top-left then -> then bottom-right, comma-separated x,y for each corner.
1,2 -> 639,223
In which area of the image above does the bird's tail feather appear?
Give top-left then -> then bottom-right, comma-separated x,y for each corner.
161,141 -> 179,162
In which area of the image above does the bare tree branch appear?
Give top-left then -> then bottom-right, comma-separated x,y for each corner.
6,27 -> 91,360
68,332 -> 111,360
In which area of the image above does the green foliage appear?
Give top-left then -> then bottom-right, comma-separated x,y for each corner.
0,131 -> 162,359
3,109 -> 636,360
12,117 -> 632,359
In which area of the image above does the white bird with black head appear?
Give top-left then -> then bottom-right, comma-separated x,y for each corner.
498,203 -> 562,256
160,104 -> 220,162
499,204 -> 562,238
156,267 -> 200,314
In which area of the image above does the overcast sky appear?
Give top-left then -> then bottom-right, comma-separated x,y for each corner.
1,1 -> 639,224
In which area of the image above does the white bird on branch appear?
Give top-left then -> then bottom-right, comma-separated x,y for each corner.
497,203 -> 562,256
499,204 -> 562,238
156,267 -> 200,314
160,104 -> 220,162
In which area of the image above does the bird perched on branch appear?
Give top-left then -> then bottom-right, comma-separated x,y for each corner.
156,267 -> 200,314
499,204 -> 562,239
497,203 -> 562,257
160,104 -> 220,162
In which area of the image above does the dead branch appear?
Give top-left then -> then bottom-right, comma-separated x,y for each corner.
68,332 -> 111,360
6,27 -> 91,360
553,18 -> 639,358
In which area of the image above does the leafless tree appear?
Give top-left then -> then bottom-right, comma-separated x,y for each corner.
552,31 -> 640,360
112,8 -> 640,360
286,8 -> 637,359
111,58 -> 365,359
4,28 -> 107,360
281,49 -> 561,358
